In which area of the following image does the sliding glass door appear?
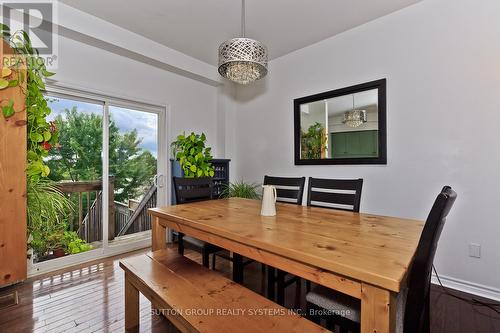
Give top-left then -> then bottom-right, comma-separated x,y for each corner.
31,90 -> 166,269
44,95 -> 105,259
108,105 -> 159,239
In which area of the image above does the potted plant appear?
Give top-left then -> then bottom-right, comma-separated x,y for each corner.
63,231 -> 93,254
45,230 -> 66,258
171,132 -> 215,179
221,181 -> 260,199
27,180 -> 74,261
301,122 -> 328,159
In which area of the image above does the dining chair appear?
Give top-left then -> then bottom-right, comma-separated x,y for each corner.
307,177 -> 363,212
172,177 -> 228,268
264,175 -> 306,205
305,186 -> 457,333
263,176 -> 306,307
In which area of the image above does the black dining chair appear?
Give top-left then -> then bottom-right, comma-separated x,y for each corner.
305,186 -> 457,333
173,177 -> 229,268
264,175 -> 306,205
307,177 -> 363,212
263,176 -> 306,306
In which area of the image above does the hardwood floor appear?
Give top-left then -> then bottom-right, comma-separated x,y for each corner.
430,285 -> 500,333
0,245 -> 499,332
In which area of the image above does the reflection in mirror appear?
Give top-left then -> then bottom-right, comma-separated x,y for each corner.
294,79 -> 386,165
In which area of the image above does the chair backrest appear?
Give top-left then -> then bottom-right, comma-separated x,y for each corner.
306,177 -> 363,212
173,177 -> 213,205
263,176 -> 306,205
404,186 -> 457,333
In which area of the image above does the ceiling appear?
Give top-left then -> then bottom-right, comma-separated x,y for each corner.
60,0 -> 421,66
327,90 -> 378,116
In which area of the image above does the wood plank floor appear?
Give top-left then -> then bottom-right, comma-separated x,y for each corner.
0,245 -> 499,332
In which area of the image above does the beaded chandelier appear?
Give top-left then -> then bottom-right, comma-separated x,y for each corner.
343,95 -> 367,128
218,0 -> 268,84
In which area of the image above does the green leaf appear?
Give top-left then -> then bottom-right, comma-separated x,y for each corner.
30,132 -> 44,142
37,75 -> 46,89
43,131 -> 51,141
0,78 -> 9,89
42,165 -> 50,177
27,150 -> 38,160
42,69 -> 55,77
2,68 -> 12,77
189,165 -> 197,172
21,31 -> 31,44
8,79 -> 18,87
2,105 -> 15,117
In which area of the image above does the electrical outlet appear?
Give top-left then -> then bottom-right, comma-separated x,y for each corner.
468,243 -> 481,258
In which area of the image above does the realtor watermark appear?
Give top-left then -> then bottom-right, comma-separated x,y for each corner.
1,0 -> 58,69
151,307 -> 352,318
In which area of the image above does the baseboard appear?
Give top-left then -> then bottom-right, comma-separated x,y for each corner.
431,273 -> 500,302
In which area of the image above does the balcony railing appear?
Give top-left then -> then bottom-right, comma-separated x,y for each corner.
56,177 -> 157,243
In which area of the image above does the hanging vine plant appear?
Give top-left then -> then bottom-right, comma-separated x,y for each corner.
1,23 -> 58,179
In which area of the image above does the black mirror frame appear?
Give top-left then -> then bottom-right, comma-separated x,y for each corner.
294,78 -> 387,165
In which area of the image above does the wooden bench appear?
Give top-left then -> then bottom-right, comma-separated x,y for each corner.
120,249 -> 327,332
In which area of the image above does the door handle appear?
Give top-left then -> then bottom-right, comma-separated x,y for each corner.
155,174 -> 165,188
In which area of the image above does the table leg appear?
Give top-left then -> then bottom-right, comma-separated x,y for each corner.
267,266 -> 276,301
152,216 -> 167,251
232,253 -> 243,283
360,283 -> 395,333
125,274 -> 140,331
277,269 -> 285,306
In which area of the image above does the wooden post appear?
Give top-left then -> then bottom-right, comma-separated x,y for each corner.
151,217 -> 166,251
0,41 -> 27,286
108,176 -> 115,240
78,192 -> 83,230
124,273 -> 140,330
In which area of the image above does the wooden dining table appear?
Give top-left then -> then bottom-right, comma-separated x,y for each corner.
149,198 -> 425,333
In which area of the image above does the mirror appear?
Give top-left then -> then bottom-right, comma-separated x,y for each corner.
294,79 -> 386,165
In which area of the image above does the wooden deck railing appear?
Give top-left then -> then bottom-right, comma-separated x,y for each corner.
56,178 -> 156,243
56,177 -> 115,242
117,184 -> 157,236
115,201 -> 132,234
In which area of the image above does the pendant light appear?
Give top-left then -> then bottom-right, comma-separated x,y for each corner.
343,94 -> 367,128
218,0 -> 268,84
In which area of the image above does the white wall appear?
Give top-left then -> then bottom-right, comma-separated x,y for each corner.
231,0 -> 500,292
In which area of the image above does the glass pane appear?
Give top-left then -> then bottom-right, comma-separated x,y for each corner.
299,88 -> 380,160
108,106 -> 158,239
33,96 -> 104,262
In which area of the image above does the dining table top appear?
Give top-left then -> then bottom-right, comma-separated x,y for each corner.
149,198 -> 425,292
